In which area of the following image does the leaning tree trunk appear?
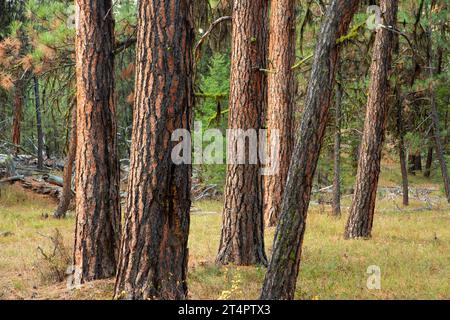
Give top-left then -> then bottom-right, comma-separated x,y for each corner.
54,106 -> 77,219
33,76 -> 44,169
114,0 -> 193,300
263,0 -> 296,227
260,0 -> 360,300
427,28 -> 450,202
345,0 -> 398,239
73,0 -> 121,283
216,0 -> 268,266
332,78 -> 343,216
12,81 -> 23,156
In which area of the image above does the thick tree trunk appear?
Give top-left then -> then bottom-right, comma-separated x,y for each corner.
424,146 -> 433,178
73,0 -> 121,283
12,81 -> 23,156
114,0 -> 193,300
263,0 -> 296,227
33,76 -> 44,169
216,0 -> 268,266
345,0 -> 398,239
332,80 -> 343,216
54,107 -> 77,219
396,89 -> 409,206
260,0 -> 360,300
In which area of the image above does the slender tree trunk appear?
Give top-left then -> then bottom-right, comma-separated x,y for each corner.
427,25 -> 450,202
260,0 -> 360,300
114,0 -> 193,300
33,76 -> 44,169
345,0 -> 398,239
424,146 -> 433,178
12,81 -> 23,156
73,0 -> 121,283
54,106 -> 77,219
216,0 -> 268,266
396,89 -> 409,206
263,0 -> 296,227
428,73 -> 450,202
332,80 -> 343,216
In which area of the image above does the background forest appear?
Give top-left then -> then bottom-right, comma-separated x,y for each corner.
0,0 -> 448,300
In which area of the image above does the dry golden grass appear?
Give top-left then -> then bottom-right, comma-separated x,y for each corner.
0,175 -> 449,300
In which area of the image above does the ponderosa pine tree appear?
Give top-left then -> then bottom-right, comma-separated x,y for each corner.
345,0 -> 399,239
216,0 -> 268,266
73,0 -> 121,282
260,0 -> 360,300
263,0 -> 296,227
114,0 -> 193,299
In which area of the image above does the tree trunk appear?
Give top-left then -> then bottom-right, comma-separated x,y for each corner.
216,0 -> 268,266
263,0 -> 296,227
73,0 -> 121,283
114,0 -> 193,300
429,76 -> 450,202
424,146 -> 433,178
260,0 -> 360,300
332,80 -> 343,216
396,89 -> 409,206
408,151 -> 422,174
345,0 -> 398,239
414,151 -> 422,172
427,23 -> 450,202
12,81 -> 23,156
33,76 -> 44,170
54,106 -> 77,219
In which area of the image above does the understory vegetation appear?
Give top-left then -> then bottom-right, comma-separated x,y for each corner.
1,163 -> 448,300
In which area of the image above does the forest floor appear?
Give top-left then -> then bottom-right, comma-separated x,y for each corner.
0,163 -> 449,300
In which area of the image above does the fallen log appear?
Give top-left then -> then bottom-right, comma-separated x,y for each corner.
20,177 -> 61,201
42,174 -> 64,187
0,175 -> 24,184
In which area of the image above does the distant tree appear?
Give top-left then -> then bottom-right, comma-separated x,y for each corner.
33,76 -> 44,169
216,0 -> 268,266
264,0 -> 296,227
425,4 -> 450,203
260,0 -> 360,300
395,85 -> 409,206
12,80 -> 23,156
332,75 -> 343,216
73,0 -> 121,282
345,0 -> 399,239
114,0 -> 193,299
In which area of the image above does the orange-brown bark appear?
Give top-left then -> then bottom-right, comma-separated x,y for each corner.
264,0 -> 296,227
216,0 -> 268,266
73,0 -> 121,282
114,0 -> 194,299
345,0 -> 399,239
